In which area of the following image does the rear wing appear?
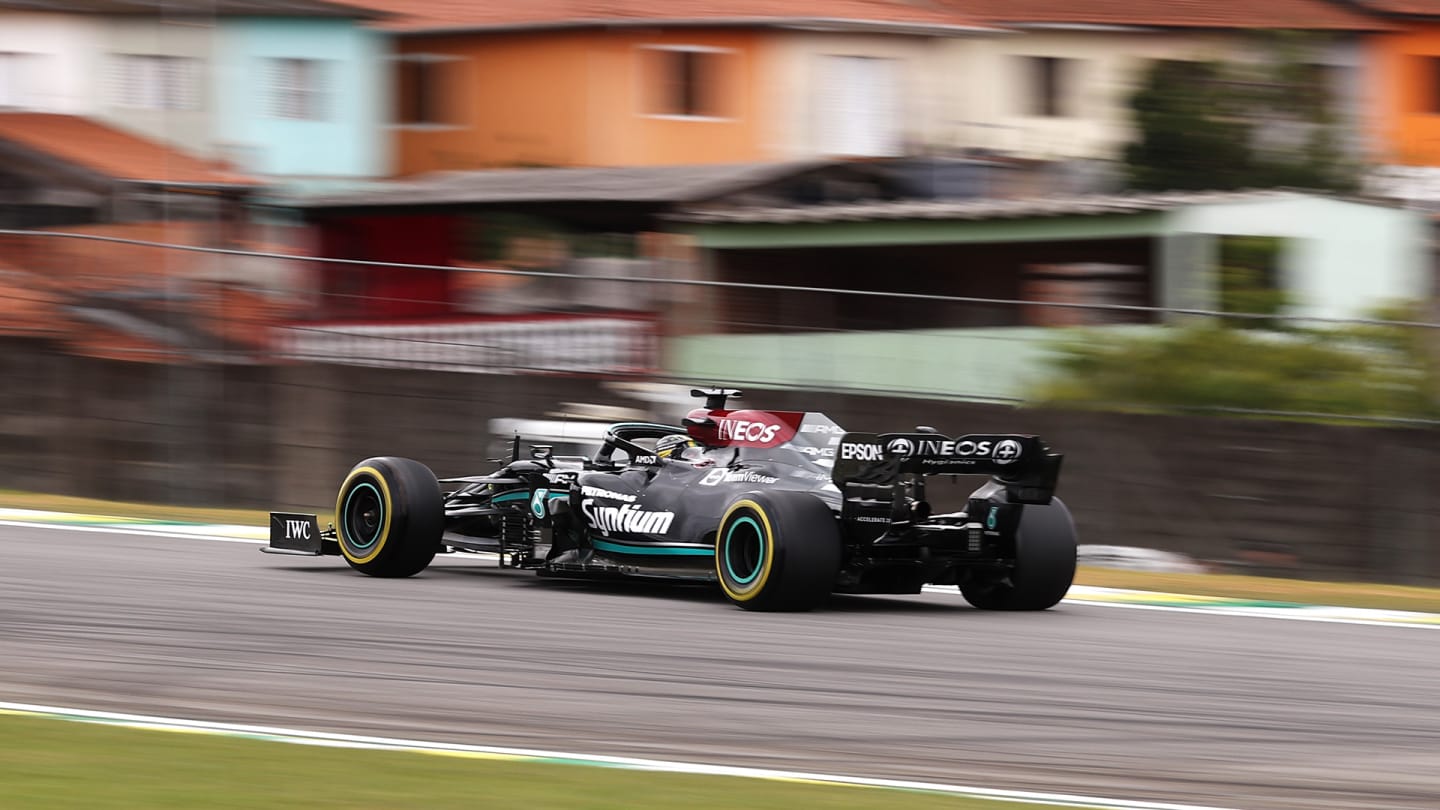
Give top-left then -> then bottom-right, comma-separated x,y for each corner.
833,432 -> 1063,504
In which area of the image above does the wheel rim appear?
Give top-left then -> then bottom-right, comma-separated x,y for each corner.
343,482 -> 385,550
723,516 -> 765,585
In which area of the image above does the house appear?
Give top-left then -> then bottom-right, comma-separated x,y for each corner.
0,0 -> 391,181
339,0 -> 996,173
666,190 -> 1428,400
935,0 -> 1391,167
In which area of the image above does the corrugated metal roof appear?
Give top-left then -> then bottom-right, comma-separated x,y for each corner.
282,160 -> 838,208
1344,0 -> 1440,17
673,190 -> 1337,224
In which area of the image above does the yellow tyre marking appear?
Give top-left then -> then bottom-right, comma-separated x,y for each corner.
717,499 -> 775,602
335,465 -> 394,565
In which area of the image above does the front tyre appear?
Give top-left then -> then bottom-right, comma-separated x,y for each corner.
962,497 -> 1077,610
716,491 -> 841,612
335,456 -> 442,578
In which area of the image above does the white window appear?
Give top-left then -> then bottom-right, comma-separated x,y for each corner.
269,58 -> 327,120
112,54 -> 201,111
0,52 -> 35,109
818,55 -> 901,157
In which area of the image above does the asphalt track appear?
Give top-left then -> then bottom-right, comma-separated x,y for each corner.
2,525 -> 1437,810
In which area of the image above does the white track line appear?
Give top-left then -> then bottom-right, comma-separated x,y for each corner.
0,700 -> 1243,810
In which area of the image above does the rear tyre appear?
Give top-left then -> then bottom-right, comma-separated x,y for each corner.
335,456 -> 442,578
715,490 -> 841,612
961,497 -> 1077,611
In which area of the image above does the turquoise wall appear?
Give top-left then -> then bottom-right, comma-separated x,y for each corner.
215,18 -> 389,178
665,327 -> 1156,402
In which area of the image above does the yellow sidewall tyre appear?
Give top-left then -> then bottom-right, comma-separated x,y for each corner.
336,456 -> 442,578
715,490 -> 840,612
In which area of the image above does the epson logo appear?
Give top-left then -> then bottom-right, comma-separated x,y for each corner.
581,501 -> 676,535
715,418 -> 782,444
840,443 -> 883,461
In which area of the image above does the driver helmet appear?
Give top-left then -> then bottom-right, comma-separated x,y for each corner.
656,433 -> 704,462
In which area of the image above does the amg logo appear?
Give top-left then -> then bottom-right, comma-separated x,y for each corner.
285,519 -> 312,540
715,418 -> 782,444
580,485 -> 636,502
581,501 -> 676,535
800,423 -> 846,434
840,443 -> 883,461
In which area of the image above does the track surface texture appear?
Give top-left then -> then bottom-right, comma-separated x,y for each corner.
2,526 -> 1437,810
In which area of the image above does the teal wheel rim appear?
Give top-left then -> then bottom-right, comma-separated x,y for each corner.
343,482 -> 385,550
723,516 -> 765,585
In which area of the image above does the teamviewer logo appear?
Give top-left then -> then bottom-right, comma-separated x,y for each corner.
993,439 -> 1022,464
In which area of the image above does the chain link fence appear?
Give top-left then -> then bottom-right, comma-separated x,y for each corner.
2,228 -> 1438,584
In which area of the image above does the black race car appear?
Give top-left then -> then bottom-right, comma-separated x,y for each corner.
265,388 -> 1077,611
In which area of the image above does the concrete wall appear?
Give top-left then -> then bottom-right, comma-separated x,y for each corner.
2,342 -> 1437,586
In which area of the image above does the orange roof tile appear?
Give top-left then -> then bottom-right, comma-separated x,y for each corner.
351,0 -> 990,33
0,113 -> 258,187
943,0 -> 1392,30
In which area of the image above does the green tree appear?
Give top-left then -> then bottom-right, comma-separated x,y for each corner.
1031,310 -> 1440,421
1125,60 -> 1255,191
1124,39 -> 1359,193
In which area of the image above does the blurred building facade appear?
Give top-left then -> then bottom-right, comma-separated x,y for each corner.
0,1 -> 391,179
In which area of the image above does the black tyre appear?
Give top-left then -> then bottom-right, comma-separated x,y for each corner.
715,490 -> 841,611
335,456 -> 442,578
961,497 -> 1077,611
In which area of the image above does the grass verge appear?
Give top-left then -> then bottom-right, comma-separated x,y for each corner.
0,714 -> 1052,810
3,490 -> 1439,614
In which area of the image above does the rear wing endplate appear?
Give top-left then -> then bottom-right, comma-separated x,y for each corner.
832,432 -> 1063,504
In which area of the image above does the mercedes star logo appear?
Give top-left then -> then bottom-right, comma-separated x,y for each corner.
885,437 -> 915,457
993,439 -> 1022,464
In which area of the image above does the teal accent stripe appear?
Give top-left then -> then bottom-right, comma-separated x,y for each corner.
492,491 -> 530,502
592,538 -> 714,557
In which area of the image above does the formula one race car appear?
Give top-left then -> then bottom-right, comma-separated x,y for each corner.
265,389 -> 1077,611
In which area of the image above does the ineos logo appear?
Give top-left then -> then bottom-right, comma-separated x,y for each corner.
885,437 -> 915,457
285,519 -> 311,540
993,439 -> 1023,464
